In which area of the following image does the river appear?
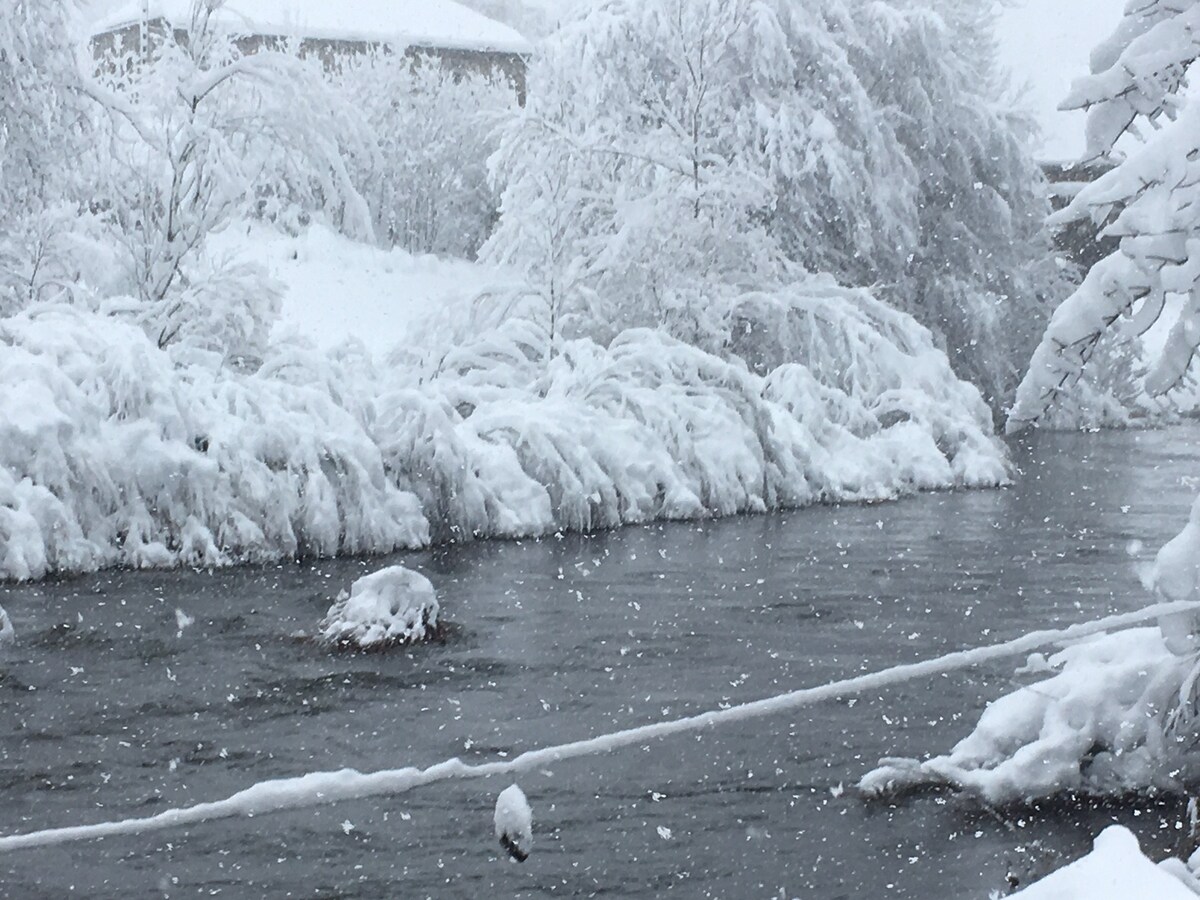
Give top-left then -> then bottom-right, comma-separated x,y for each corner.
2,425 -> 1199,898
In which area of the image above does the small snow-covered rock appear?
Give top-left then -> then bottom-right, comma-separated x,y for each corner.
318,566 -> 439,650
494,784 -> 532,862
0,606 -> 13,647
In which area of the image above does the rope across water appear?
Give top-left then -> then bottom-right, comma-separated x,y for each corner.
3,599 -> 1196,852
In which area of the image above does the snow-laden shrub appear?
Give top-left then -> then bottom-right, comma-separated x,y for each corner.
0,606 -> 14,648
375,278 -> 1008,541
859,628 -> 1199,803
0,272 -> 1007,582
318,566 -> 439,649
0,306 -> 428,581
860,491 -> 1200,805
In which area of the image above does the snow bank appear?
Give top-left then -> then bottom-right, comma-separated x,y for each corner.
319,566 -> 439,649
859,627 -> 1199,803
1012,826 -> 1199,899
207,222 -> 520,356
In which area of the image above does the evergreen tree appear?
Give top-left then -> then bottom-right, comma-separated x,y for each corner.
1009,0 -> 1200,430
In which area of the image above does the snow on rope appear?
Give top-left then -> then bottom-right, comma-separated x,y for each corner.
2,600 -> 1198,853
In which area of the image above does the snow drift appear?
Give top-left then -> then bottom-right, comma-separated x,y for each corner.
0,272 -> 1006,581
319,566 -> 439,649
1011,826 -> 1200,899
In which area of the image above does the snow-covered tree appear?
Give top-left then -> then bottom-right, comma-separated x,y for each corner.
482,0 -> 829,348
0,0 -> 91,311
841,0 -> 1061,409
484,0 -> 1058,406
0,0 -> 81,222
334,53 -> 517,258
1008,0 -> 1200,431
83,0 -> 373,359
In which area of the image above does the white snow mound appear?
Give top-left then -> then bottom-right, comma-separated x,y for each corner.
1012,826 -> 1199,899
0,605 -> 14,647
319,566 -> 439,649
1147,495 -> 1200,654
494,783 -> 532,862
859,628 -> 1198,803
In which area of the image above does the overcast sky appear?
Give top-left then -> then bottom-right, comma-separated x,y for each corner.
995,0 -> 1128,161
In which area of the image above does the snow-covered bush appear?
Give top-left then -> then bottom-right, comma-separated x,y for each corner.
334,53 -> 516,258
0,306 -> 428,581
318,566 -> 439,649
376,278 -> 1007,542
0,269 -> 1008,582
859,627 -> 1198,802
1009,0 -> 1200,431
0,606 -> 14,648
484,0 -> 1058,409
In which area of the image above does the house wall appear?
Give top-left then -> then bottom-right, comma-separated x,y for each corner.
91,19 -> 527,102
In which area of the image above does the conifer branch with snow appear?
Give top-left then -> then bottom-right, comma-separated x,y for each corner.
1008,0 -> 1200,431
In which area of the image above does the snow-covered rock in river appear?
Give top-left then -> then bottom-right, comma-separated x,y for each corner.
494,784 -> 532,862
859,627 -> 1198,803
1011,826 -> 1199,899
318,566 -> 439,649
0,605 -> 14,647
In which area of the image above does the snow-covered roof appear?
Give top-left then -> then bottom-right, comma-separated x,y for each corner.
92,0 -> 532,55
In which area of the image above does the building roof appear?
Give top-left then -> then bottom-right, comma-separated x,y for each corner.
91,0 -> 532,55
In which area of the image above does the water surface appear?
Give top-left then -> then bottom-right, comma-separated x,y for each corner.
2,425 -> 1199,898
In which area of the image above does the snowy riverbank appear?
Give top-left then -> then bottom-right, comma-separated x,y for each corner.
0,228 -> 1007,582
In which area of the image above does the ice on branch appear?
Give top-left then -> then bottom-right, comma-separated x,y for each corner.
319,567 -> 440,650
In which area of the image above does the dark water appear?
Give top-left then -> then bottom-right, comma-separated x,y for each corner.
3,425 -> 1200,899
